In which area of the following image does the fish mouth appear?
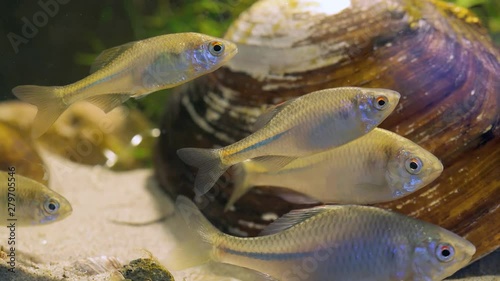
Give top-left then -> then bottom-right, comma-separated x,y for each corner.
59,204 -> 73,220
462,240 -> 476,259
424,161 -> 444,184
388,92 -> 401,111
221,40 -> 238,55
434,161 -> 444,174
387,89 -> 401,100
224,45 -> 239,60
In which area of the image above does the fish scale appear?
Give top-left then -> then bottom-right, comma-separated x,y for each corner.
173,197 -> 475,281
13,32 -> 237,138
225,128 -> 443,209
177,87 -> 400,196
0,172 -> 72,226
225,87 -> 394,160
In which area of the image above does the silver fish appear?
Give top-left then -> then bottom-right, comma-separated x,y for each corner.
226,128 -> 444,210
172,196 -> 475,281
0,171 -> 72,226
177,87 -> 400,196
12,32 -> 238,138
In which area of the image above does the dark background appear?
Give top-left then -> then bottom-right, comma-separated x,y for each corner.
0,0 -> 253,122
0,0 -> 498,123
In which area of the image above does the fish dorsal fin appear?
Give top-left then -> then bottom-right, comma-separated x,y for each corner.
90,42 -> 137,73
252,98 -> 296,131
250,155 -> 297,172
259,205 -> 329,236
85,93 -> 130,113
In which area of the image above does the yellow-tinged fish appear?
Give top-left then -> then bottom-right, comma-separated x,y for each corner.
177,87 -> 400,196
0,171 -> 72,225
173,196 -> 475,281
12,32 -> 238,138
225,128 -> 443,210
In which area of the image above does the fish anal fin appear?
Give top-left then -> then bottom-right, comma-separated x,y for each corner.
252,98 -> 296,131
250,155 -> 297,172
85,94 -> 130,113
167,196 -> 221,270
259,205 -> 330,236
224,163 -> 254,212
90,42 -> 137,73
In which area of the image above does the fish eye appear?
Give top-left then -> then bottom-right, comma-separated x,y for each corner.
436,243 -> 455,262
373,95 -> 389,110
405,157 -> 423,174
44,199 -> 60,214
208,41 -> 225,56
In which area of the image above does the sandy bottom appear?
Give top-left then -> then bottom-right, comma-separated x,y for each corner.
0,149 -> 497,280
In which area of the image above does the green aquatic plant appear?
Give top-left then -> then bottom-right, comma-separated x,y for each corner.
447,0 -> 500,44
73,0 -> 255,124
118,258 -> 175,281
70,0 -> 498,124
121,0 -> 255,122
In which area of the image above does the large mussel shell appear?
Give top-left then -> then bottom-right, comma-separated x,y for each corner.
154,0 -> 500,260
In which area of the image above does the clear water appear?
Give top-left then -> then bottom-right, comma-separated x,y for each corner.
0,1 -> 498,280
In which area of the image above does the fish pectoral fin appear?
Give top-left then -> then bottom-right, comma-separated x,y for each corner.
259,205 -> 329,236
250,155 -> 297,172
276,192 -> 321,205
252,98 -> 296,131
85,94 -> 130,113
204,262 -> 279,281
90,41 -> 137,73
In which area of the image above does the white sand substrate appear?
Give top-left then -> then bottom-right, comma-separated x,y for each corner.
0,148 -> 496,281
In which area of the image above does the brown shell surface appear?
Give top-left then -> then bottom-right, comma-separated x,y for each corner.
154,0 -> 500,261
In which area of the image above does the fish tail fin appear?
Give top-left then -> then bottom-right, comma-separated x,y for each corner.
12,85 -> 66,138
169,195 -> 222,270
176,148 -> 228,196
224,163 -> 254,212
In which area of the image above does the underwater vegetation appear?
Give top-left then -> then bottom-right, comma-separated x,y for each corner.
445,0 -> 500,44
116,258 -> 175,281
156,0 -> 500,266
1,0 -> 498,121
